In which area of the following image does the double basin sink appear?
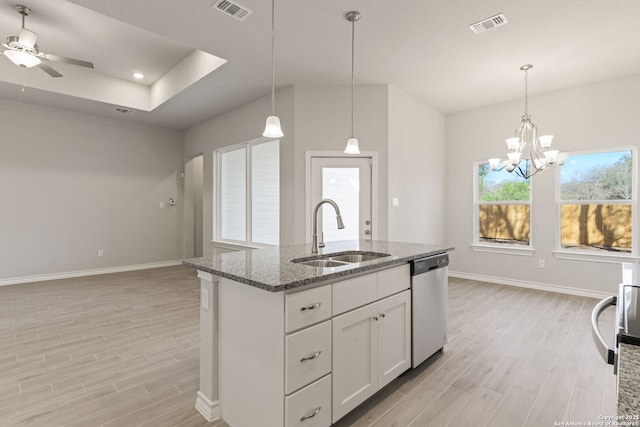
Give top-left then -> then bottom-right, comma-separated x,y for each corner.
291,251 -> 391,268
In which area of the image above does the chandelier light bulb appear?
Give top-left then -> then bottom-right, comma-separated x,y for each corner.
505,137 -> 521,151
488,158 -> 502,170
538,135 -> 554,149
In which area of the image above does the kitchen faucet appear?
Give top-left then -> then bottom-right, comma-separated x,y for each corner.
312,199 -> 345,253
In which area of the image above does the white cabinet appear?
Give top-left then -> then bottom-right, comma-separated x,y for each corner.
285,374 -> 332,427
331,290 -> 411,423
219,264 -> 411,427
285,320 -> 332,394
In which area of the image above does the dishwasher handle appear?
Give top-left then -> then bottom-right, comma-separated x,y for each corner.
591,295 -> 616,365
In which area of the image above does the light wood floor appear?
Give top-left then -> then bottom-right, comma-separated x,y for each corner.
0,267 -> 617,427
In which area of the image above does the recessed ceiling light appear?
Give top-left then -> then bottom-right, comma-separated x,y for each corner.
132,72 -> 144,79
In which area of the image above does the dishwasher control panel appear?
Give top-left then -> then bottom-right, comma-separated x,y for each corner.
410,253 -> 449,275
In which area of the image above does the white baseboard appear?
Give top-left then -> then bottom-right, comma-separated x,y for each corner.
0,260 -> 182,287
195,391 -> 221,422
448,270 -> 614,300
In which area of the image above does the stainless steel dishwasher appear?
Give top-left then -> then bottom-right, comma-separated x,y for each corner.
410,253 -> 449,368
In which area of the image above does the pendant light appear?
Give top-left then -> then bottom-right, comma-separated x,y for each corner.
344,11 -> 361,154
262,0 -> 283,138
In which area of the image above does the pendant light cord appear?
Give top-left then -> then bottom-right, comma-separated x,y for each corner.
350,15 -> 355,137
523,67 -> 529,116
270,0 -> 276,115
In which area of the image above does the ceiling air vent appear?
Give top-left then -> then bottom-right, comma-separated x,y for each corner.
469,13 -> 508,34
114,107 -> 134,114
213,0 -> 253,21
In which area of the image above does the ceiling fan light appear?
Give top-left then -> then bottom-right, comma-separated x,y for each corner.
263,115 -> 283,138
344,137 -> 360,154
18,28 -> 38,49
4,49 -> 41,68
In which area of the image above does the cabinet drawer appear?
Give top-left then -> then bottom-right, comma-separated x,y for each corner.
332,273 -> 377,316
378,264 -> 410,299
285,374 -> 331,427
285,321 -> 332,394
285,285 -> 332,333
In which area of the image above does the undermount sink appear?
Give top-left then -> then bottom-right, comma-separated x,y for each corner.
291,251 -> 391,267
295,259 -> 351,268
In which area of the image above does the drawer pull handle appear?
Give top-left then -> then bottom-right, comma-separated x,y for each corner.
300,302 -> 321,311
300,350 -> 322,362
300,406 -> 321,421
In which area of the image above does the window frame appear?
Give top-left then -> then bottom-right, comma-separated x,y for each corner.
214,137 -> 280,248
553,146 -> 638,263
471,160 -> 535,256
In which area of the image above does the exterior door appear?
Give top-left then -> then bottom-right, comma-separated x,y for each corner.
310,156 -> 373,243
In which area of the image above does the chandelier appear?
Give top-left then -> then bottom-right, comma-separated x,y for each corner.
488,64 -> 565,179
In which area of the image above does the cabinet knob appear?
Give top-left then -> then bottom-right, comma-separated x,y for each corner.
380,313 -> 386,318
300,302 -> 321,311
373,315 -> 379,321
300,350 -> 322,362
300,406 -> 322,421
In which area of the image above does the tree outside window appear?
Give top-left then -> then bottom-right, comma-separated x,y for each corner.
476,163 -> 531,246
559,150 -> 633,253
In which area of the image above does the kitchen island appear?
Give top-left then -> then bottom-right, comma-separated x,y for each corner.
183,240 -> 453,426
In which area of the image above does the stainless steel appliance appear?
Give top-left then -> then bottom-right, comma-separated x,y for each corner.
592,281 -> 640,373
410,253 -> 448,368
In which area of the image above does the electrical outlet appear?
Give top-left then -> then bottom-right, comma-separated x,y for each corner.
538,259 -> 545,268
97,249 -> 104,257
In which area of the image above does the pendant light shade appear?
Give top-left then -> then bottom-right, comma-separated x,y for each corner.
344,137 -> 360,154
344,11 -> 361,154
262,0 -> 283,138
263,115 -> 284,138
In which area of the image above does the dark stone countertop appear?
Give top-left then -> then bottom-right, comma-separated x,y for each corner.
618,343 -> 640,418
183,240 -> 453,292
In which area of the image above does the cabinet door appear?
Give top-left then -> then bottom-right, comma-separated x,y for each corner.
377,290 -> 411,389
332,303 -> 378,423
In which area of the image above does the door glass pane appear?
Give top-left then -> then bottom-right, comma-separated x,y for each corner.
322,167 -> 359,242
251,140 -> 280,245
220,147 -> 246,241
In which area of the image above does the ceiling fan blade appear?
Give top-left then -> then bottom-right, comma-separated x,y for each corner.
37,62 -> 63,78
18,28 -> 38,49
43,53 -> 94,69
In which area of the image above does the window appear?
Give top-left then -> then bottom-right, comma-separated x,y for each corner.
216,139 -> 279,246
557,148 -> 634,256
474,162 -> 532,252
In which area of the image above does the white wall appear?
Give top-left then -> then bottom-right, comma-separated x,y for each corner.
184,84 -> 391,252
0,99 -> 184,281
184,86 -> 296,255
388,86 -> 446,244
294,84 -> 390,241
445,74 -> 640,295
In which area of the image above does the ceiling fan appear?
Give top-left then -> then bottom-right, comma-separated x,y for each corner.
0,4 -> 94,78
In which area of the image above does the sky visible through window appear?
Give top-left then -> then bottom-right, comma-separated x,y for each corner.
561,151 -> 630,183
